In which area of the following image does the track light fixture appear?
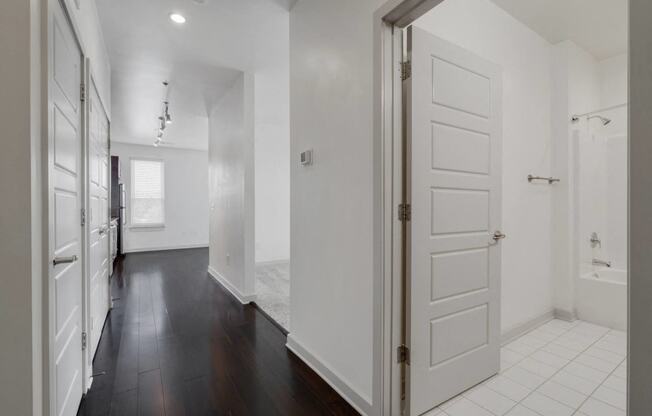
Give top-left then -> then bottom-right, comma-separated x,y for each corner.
164,101 -> 172,124
155,81 -> 172,146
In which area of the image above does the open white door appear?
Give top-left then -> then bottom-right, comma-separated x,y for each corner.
87,80 -> 111,359
405,26 -> 503,415
48,0 -> 85,414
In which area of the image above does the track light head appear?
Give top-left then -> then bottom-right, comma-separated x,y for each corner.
164,101 -> 172,124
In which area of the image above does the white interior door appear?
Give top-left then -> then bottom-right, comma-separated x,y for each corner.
87,81 -> 110,359
49,1 -> 84,415
406,26 -> 503,415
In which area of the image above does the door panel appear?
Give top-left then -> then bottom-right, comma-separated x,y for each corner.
50,2 -> 83,415
407,26 -> 502,416
88,82 -> 110,358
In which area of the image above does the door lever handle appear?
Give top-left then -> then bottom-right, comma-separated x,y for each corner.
492,231 -> 506,242
53,255 -> 78,266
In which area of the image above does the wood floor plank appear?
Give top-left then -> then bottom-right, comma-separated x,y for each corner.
77,248 -> 359,416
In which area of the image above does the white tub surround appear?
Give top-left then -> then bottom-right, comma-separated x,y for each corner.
577,268 -> 627,330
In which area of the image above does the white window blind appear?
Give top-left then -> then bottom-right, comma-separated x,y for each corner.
130,159 -> 164,226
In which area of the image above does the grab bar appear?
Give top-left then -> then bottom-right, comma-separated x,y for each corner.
592,258 -> 612,268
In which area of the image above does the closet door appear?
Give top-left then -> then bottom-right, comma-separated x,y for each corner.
48,1 -> 84,414
87,81 -> 111,359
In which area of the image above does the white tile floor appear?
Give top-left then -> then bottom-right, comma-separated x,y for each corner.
429,319 -> 627,416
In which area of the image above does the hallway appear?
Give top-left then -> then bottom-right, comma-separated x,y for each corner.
77,248 -> 357,416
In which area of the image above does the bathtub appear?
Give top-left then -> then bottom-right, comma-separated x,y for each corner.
576,268 -> 627,331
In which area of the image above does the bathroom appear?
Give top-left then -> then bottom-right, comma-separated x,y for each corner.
413,0 -> 628,414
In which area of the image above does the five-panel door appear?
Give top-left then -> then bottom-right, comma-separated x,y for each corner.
406,26 -> 503,416
50,1 -> 84,414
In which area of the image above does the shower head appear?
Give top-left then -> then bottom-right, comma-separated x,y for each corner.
587,115 -> 612,126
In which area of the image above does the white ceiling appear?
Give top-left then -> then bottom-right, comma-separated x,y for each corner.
491,0 -> 628,60
97,0 -> 290,150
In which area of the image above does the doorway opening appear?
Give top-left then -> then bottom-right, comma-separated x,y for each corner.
378,1 -> 629,414
253,59 -> 291,332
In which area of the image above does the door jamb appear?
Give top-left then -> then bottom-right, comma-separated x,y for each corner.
373,1 -> 446,415
81,57 -> 92,394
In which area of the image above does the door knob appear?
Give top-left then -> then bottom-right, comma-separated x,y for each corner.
492,231 -> 506,241
53,255 -> 78,266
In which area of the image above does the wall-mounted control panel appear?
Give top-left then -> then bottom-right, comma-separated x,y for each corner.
300,149 -> 313,166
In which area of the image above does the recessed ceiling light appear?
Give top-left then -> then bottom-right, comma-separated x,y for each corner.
169,13 -> 186,24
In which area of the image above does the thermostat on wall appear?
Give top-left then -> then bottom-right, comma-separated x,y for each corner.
300,149 -> 313,166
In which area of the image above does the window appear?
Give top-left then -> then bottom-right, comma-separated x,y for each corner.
130,159 -> 164,227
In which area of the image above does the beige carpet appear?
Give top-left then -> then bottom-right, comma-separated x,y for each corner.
255,261 -> 290,331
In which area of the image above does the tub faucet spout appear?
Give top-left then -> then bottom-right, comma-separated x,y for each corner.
592,258 -> 612,268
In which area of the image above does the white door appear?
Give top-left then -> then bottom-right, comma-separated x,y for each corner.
49,1 -> 84,415
406,27 -> 503,415
87,81 -> 110,358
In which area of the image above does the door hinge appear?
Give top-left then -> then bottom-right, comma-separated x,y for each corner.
400,60 -> 411,81
398,203 -> 411,222
397,344 -> 410,364
81,208 -> 86,226
80,83 -> 86,102
82,331 -> 87,351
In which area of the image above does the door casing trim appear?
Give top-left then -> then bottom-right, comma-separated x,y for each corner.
372,1 -> 446,415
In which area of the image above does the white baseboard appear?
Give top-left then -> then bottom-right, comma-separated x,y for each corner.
501,310 -> 554,345
123,243 -> 208,254
286,334 -> 372,416
255,259 -> 290,267
553,308 -> 577,322
207,266 -> 256,304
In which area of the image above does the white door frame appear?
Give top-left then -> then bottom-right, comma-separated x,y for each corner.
372,2 -> 446,415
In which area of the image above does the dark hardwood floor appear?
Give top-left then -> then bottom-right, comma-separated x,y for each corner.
77,248 -> 359,416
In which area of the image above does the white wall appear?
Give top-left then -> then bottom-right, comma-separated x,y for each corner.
0,0 -> 42,413
415,0 -> 555,335
600,53 -> 628,108
208,73 -> 256,300
254,23 -> 291,264
63,0 -> 111,113
111,142 -> 209,252
290,0 -> 380,410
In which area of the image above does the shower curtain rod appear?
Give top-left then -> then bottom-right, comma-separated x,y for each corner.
572,102 -> 628,119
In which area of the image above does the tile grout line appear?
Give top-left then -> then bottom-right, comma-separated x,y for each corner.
444,320 -> 625,416
569,354 -> 627,416
464,319 -> 580,415
498,320 -> 585,415
484,321 -> 616,415
514,325 -> 618,416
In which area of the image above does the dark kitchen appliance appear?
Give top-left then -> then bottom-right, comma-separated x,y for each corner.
110,156 -> 125,255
